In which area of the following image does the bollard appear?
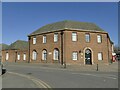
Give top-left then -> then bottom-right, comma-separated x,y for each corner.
63,62 -> 66,68
96,64 -> 98,71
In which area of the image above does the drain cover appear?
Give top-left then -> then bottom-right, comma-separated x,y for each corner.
27,73 -> 32,75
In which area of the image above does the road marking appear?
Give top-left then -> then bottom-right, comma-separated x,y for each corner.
8,71 -> 52,89
71,73 -> 117,80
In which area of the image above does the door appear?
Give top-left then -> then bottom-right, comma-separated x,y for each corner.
85,49 -> 92,65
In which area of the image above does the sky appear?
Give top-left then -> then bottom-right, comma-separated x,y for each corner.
2,2 -> 118,45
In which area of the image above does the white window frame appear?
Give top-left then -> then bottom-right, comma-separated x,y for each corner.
72,32 -> 77,41
85,34 -> 90,42
72,52 -> 78,60
17,53 -> 20,60
97,35 -> 102,43
53,49 -> 59,60
98,52 -> 103,60
42,50 -> 47,60
43,35 -> 46,43
33,37 -> 36,44
54,33 -> 58,42
32,51 -> 37,60
23,53 -> 26,60
6,52 -> 9,60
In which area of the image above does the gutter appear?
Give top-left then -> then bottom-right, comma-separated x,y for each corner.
28,28 -> 107,37
107,34 -> 110,64
28,36 -> 31,63
60,31 -> 64,65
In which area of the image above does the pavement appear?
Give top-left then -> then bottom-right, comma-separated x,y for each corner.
4,61 -> 118,72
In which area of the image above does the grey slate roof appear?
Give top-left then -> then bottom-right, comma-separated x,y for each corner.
29,20 -> 105,36
6,40 -> 28,50
0,44 -> 9,51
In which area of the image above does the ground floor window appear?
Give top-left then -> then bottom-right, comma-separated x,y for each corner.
98,52 -> 103,60
23,53 -> 26,60
32,50 -> 37,60
53,49 -> 59,60
72,52 -> 78,60
17,53 -> 20,60
5,52 -> 9,60
42,50 -> 47,60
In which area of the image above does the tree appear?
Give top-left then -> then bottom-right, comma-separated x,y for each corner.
114,44 -> 120,54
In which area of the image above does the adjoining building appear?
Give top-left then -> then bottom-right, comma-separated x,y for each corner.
28,20 -> 113,65
2,40 -> 28,63
0,44 -> 9,62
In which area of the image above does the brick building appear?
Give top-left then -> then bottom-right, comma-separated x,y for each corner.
28,20 -> 113,65
2,40 -> 28,63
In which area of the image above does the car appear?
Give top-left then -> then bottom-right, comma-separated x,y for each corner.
0,62 -> 6,75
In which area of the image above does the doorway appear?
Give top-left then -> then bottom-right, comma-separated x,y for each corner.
85,49 -> 92,65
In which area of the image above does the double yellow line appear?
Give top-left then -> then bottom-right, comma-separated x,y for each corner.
8,72 -> 52,90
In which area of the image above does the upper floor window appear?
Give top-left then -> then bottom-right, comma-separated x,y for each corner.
17,53 -> 20,60
72,52 -> 78,60
33,37 -> 36,44
97,35 -> 102,43
54,33 -> 58,42
43,35 -> 46,43
85,34 -> 90,42
5,52 -> 9,60
72,32 -> 77,41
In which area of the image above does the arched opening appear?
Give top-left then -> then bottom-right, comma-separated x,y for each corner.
85,49 -> 92,65
42,49 -> 47,60
32,50 -> 37,60
53,48 -> 59,61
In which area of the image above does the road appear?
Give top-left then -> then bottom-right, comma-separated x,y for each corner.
2,62 -> 118,88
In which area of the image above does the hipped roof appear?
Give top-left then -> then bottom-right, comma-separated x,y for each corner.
29,20 -> 105,36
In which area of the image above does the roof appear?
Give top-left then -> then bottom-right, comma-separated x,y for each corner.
0,44 -> 9,57
0,43 -> 9,51
110,40 -> 114,44
5,40 -> 28,50
29,20 -> 105,36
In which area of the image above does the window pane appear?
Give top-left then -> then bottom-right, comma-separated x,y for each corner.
72,52 -> 77,60
42,50 -> 47,60
6,52 -> 9,60
32,51 -> 37,60
85,34 -> 90,42
33,37 -> 36,44
98,53 -> 102,60
17,54 -> 20,60
97,35 -> 102,43
54,33 -> 58,42
54,49 -> 59,60
23,54 -> 26,60
72,33 -> 77,41
43,36 -> 46,43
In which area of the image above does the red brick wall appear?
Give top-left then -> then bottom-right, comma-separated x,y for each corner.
29,32 -> 62,63
63,30 -> 110,65
29,30 -> 112,65
2,50 -> 28,63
